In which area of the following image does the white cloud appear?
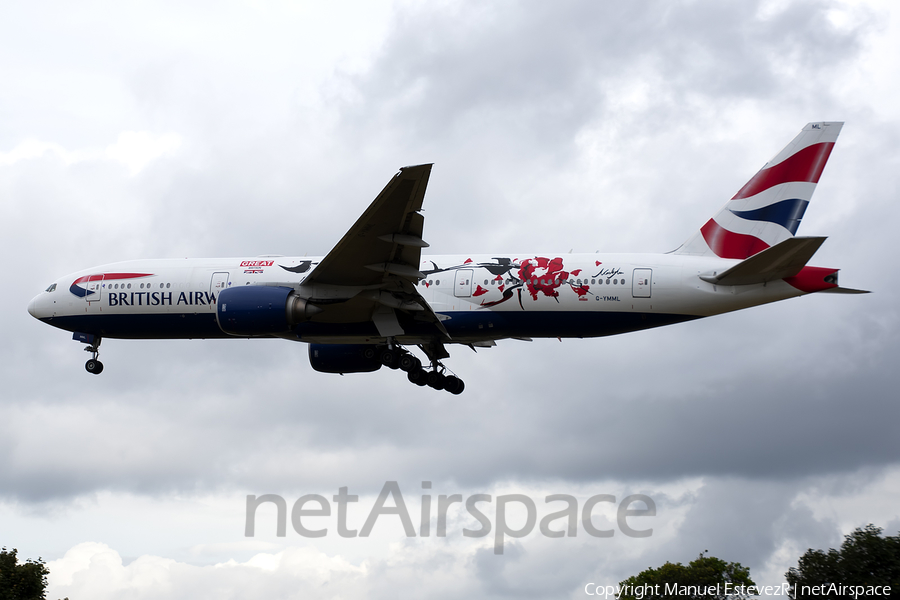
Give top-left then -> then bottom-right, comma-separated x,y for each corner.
0,131 -> 182,175
0,139 -> 84,166
47,542 -> 367,600
104,131 -> 182,174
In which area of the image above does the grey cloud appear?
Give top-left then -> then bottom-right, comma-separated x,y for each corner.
335,0 -> 871,150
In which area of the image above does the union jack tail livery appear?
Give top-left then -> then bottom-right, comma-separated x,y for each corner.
675,122 -> 842,259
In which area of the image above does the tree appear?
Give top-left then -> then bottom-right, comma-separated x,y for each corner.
617,552 -> 755,599
785,524 -> 900,598
0,547 -> 49,600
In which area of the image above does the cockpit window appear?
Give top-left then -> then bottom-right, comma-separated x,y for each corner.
45,283 -> 57,293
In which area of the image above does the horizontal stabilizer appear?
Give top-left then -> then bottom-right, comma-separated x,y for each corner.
700,236 -> 827,286
818,286 -> 870,294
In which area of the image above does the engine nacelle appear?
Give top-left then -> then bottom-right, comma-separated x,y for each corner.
308,344 -> 382,374
216,286 -> 320,336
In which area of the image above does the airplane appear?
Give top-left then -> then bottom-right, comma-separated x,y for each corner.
27,122 -> 867,394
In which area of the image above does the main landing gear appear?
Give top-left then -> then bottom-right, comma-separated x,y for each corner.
375,343 -> 465,395
74,333 -> 104,374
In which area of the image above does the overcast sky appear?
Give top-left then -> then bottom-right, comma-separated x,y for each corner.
2,1 -> 899,598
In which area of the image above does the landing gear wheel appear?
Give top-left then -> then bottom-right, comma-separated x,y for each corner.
425,371 -> 445,390
399,354 -> 421,373
443,375 -> 465,395
380,349 -> 400,369
407,368 -> 428,386
363,347 -> 377,360
81,337 -> 104,374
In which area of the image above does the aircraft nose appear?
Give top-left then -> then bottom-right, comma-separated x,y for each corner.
27,295 -> 40,319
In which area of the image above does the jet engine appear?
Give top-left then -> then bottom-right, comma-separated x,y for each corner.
308,344 -> 382,374
216,286 -> 320,336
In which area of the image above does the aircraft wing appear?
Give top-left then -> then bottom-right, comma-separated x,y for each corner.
307,164 -> 432,286
304,164 -> 449,339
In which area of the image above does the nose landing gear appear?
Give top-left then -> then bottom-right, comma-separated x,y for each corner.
74,333 -> 104,374
85,355 -> 103,374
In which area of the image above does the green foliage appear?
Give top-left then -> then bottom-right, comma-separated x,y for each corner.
785,524 -> 900,598
617,552 -> 755,599
0,548 -> 48,600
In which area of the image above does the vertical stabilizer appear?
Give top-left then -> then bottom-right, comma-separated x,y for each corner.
674,122 -> 843,258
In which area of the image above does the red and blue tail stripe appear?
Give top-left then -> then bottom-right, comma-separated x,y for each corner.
698,219 -> 771,260
728,198 -> 809,235
676,122 -> 843,260
730,141 -> 835,200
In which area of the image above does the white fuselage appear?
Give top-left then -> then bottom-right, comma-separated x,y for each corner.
28,251 -> 809,345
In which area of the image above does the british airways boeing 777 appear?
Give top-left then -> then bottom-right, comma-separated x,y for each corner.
28,123 -> 866,394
